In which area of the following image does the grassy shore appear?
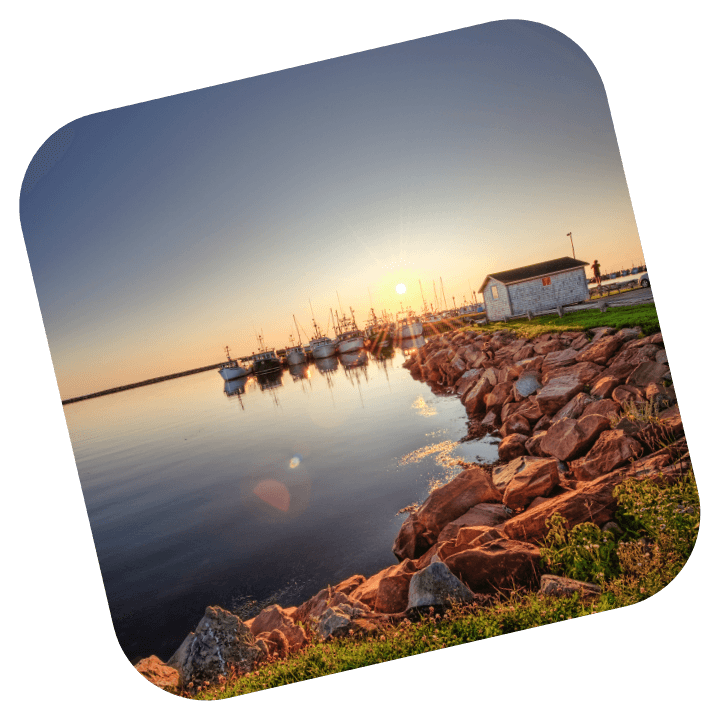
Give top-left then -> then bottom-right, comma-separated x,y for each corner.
189,466 -> 698,700
173,302 -> 678,701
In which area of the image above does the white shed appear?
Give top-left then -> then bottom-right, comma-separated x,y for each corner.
479,257 -> 589,322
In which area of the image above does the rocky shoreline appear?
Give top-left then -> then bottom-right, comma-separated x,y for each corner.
134,322 -> 687,694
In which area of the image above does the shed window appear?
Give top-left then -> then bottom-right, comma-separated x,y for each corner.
542,277 -> 552,286
491,286 -> 499,299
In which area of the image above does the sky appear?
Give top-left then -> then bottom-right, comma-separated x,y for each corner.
20,19 -> 644,399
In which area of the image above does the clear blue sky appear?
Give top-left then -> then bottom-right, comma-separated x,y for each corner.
20,20 -> 643,398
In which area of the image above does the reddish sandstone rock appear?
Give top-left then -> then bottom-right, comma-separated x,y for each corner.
256,629 -> 290,658
534,337 -> 565,355
540,417 -> 590,461
533,414 -> 554,433
248,605 -> 308,652
503,470 -> 625,543
500,413 -> 531,438
481,366 -> 499,386
575,333 -> 625,365
455,525 -> 507,547
554,392 -> 592,421
455,368 -> 482,398
590,375 -> 620,399
294,588 -> 369,625
436,503 -> 509,543
445,539 -> 542,594
525,432 -> 550,457
515,398 -> 544,422
612,385 -> 645,406
581,399 -> 622,421
542,362 -> 603,387
502,457 -> 560,510
513,344 -> 536,362
570,430 -> 643,482
480,410 -> 499,427
498,433 -> 530,462
536,376 -> 586,415
334,575 -> 366,596
571,334 -> 591,350
541,348 -> 579,373
349,560 -> 417,609
392,467 -> 502,560
375,572 -> 413,613
611,344 -> 660,369
626,361 -> 671,389
484,381 -> 515,413
500,401 -> 521,423
594,361 -> 637,384
463,376 -> 493,415
514,355 -> 544,373
134,656 -> 180,690
576,413 -> 613,448
659,405 -> 683,437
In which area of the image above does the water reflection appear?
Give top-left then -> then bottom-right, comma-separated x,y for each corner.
314,356 -> 339,375
400,335 -> 426,354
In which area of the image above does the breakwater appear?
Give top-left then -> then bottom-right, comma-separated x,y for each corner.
61,363 -> 224,405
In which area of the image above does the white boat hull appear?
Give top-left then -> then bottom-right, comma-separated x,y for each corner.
312,341 -> 336,359
336,336 -> 364,354
287,349 -> 306,365
219,365 -> 250,381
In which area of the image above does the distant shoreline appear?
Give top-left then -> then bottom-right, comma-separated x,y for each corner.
61,363 -> 224,406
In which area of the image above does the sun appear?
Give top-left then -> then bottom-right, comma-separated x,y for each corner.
395,283 -> 407,295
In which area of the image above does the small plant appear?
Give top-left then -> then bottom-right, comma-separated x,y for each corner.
540,514 -> 621,585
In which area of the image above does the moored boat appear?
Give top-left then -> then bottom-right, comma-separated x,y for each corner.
218,346 -> 251,381
334,308 -> 364,354
251,333 -> 283,375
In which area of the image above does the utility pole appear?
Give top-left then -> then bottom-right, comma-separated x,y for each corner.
567,232 -> 575,259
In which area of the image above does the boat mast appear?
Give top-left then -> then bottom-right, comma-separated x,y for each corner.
440,276 -> 448,310
419,280 -> 427,313
293,314 -> 304,344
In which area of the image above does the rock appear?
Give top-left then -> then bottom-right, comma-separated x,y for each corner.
615,327 -> 642,341
484,381 -> 515,413
407,561 -> 475,609
570,430 -> 643,482
542,362 -> 603,387
436,503 -> 509,543
540,417 -> 591,461
334,575 -> 367,596
500,413 -> 531,438
595,361 -> 637,384
542,348 -> 579,373
576,413 -> 613,447
513,371 -> 542,398
659,405 -> 683,437
134,656 -> 181,690
514,356 -> 544,373
455,369 -> 482,398
626,361 -> 671,389
350,560 -> 417,609
646,382 -> 676,408
455,525 -> 507,547
515,398 -> 544,422
648,332 -> 663,345
539,575 -> 601,597
589,375 -> 620,399
611,344 -> 660,369
500,401 -> 521,423
501,457 -> 560,510
498,433 -> 530,462
295,587 -> 369,625
655,349 -> 668,365
525,432 -> 550,457
256,629 -> 289,658
534,338 -> 565,355
375,573 -> 414,614
581,399 -> 622,421
445,539 -> 541,594
612,385 -> 645,407
463,376 -> 493,415
554,392 -> 592,421
316,603 -> 372,640
536,376 -> 586,415
503,470 -> 626,543
533,414 -> 555,433
590,326 -> 615,339
575,333 -> 625,365
571,334 -> 591,350
167,606 -> 265,684
480,410 -> 499,427
247,605 -> 307,652
392,468 -> 502,560
481,367 -> 499,386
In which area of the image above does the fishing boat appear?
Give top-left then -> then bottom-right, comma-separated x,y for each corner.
334,308 -> 364,354
218,346 -> 250,381
338,349 -> 368,368
286,317 -> 308,365
251,333 -> 283,375
397,311 -> 423,339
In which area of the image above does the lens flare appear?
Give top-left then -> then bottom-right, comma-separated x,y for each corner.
253,479 -> 291,512
289,454 -> 301,469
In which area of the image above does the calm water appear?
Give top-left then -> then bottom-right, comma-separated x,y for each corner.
63,345 -> 499,663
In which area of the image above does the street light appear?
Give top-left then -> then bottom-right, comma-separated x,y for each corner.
567,232 -> 575,259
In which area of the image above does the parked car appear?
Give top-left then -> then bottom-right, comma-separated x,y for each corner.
640,273 -> 650,288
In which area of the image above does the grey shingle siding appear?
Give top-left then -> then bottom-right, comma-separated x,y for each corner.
483,268 -> 589,321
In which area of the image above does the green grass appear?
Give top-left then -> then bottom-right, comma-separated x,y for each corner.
477,303 -> 660,339
187,468 -> 698,701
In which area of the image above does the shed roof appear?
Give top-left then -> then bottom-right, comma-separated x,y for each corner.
479,256 -> 588,292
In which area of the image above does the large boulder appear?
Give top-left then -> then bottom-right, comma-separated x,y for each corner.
575,333 -> 625,365
501,457 -> 560,510
581,399 -> 622,422
392,468 -> 502,560
500,413 -> 532,438
626,361 -> 671,389
540,417 -> 591,461
445,539 -> 541,594
570,430 -> 643,482
536,376 -> 586,415
436,502 -> 509,543
484,381 -> 515,413
375,572 -> 414,614
455,368 -> 483,398
498,433 -> 530,462
407,561 -> 475,610
541,348 -> 579,373
246,604 -> 307,652
167,606 -> 265,685
350,560 -> 417,609
463,376 -> 493,415
503,470 -> 625,543
542,362 -> 603,387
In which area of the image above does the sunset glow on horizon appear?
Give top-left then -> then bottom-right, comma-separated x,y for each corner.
20,20 -> 645,399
